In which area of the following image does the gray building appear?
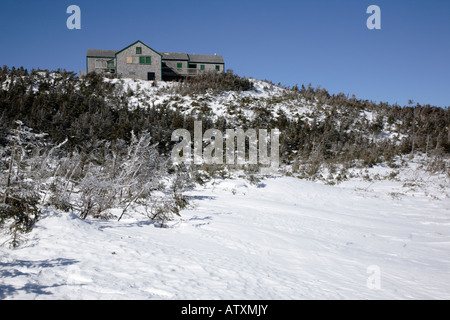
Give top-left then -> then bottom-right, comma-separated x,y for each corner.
86,40 -> 225,81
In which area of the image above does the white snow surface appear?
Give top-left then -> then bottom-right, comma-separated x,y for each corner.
1,174 -> 450,300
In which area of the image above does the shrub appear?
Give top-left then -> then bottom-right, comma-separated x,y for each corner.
0,184 -> 41,247
175,70 -> 253,95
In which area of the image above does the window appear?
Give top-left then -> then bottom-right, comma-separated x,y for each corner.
95,59 -> 106,68
107,60 -> 114,68
139,56 -> 151,64
136,47 -> 142,54
188,63 -> 197,69
177,63 -> 182,69
127,56 -> 132,64
200,65 -> 205,71
215,65 -> 220,71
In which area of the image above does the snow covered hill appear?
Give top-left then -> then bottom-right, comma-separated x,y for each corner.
107,77 -> 371,128
1,168 -> 449,300
1,70 -> 449,300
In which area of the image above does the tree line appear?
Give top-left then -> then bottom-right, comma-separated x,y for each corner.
0,66 -> 449,246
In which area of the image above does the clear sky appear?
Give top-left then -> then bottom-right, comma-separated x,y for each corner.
0,0 -> 449,107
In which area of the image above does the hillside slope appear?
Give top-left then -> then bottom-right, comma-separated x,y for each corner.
0,69 -> 449,299
1,173 -> 449,299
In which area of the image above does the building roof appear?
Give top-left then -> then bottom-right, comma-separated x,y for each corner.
188,54 -> 224,64
161,52 -> 189,61
115,40 -> 162,57
86,43 -> 225,64
86,49 -> 118,58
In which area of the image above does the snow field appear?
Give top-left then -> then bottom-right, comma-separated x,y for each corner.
1,175 -> 449,299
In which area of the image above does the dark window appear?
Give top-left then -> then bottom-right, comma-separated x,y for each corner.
215,65 -> 220,71
140,56 -> 151,64
136,47 -> 142,54
188,63 -> 197,69
177,63 -> 182,69
200,65 -> 205,70
147,72 -> 155,80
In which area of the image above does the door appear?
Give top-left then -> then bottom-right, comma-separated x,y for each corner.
147,72 -> 155,80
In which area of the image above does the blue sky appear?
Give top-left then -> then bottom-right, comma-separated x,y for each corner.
0,0 -> 449,107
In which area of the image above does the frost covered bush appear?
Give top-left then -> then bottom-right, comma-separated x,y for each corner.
145,197 -> 181,227
0,121 -> 47,246
0,183 -> 40,247
71,131 -> 168,220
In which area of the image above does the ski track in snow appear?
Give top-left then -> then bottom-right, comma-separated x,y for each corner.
1,176 -> 450,300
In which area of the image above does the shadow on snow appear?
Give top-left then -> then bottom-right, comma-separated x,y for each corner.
0,258 -> 78,299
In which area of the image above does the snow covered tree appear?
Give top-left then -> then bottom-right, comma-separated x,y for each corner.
69,131 -> 169,221
0,121 -> 47,246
